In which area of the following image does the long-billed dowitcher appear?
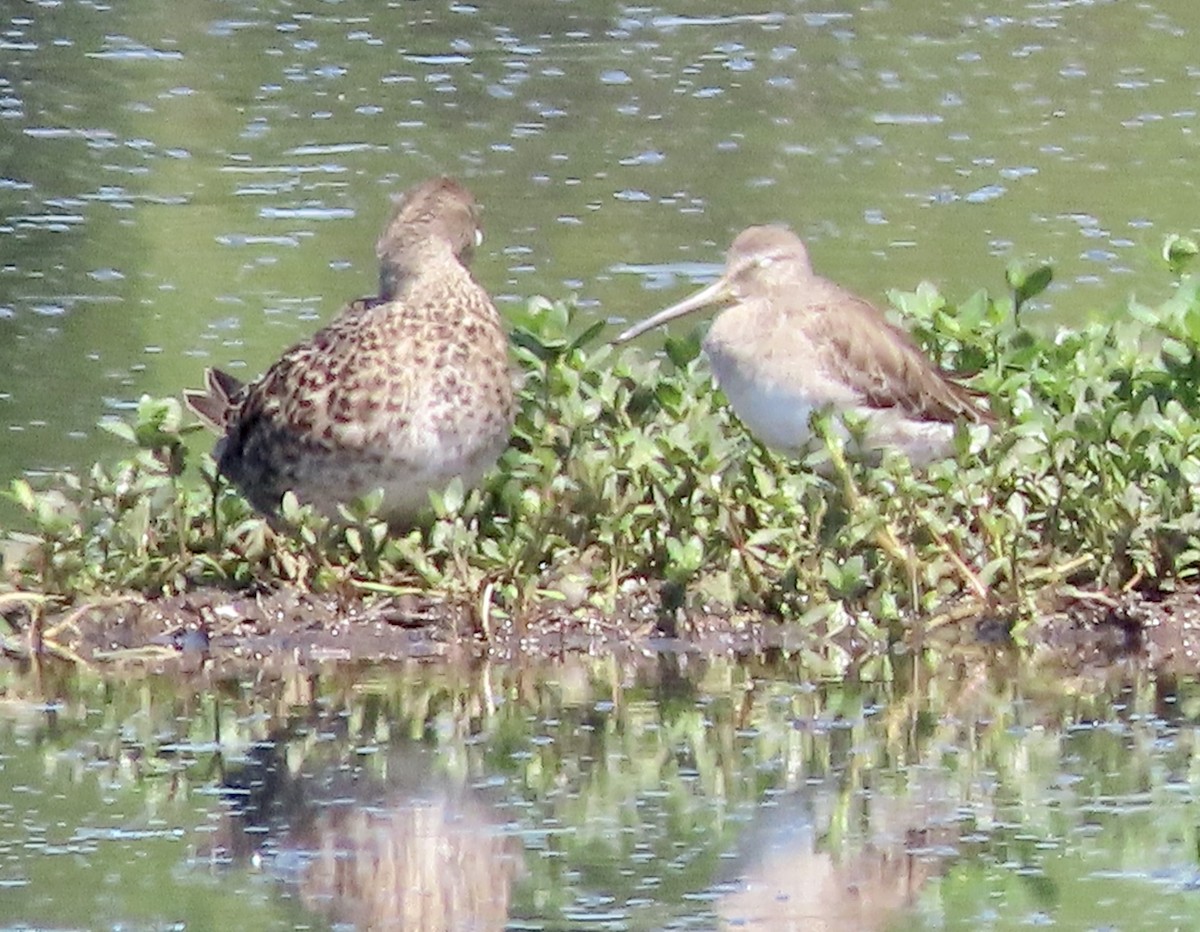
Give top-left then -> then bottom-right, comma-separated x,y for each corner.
184,176 -> 514,525
615,225 -> 992,464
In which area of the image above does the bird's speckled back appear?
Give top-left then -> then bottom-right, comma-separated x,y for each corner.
187,176 -> 514,525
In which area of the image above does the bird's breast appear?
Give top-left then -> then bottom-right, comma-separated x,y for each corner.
701,341 -> 818,453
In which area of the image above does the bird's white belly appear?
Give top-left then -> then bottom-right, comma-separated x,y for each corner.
713,366 -> 818,453
709,354 -> 960,464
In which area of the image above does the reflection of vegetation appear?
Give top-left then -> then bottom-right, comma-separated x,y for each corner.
5,254 -> 1200,654
4,658 -> 1200,928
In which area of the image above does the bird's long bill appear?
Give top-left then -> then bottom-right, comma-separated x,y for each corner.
614,277 -> 734,343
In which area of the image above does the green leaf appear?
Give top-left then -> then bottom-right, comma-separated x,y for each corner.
1163,234 -> 1199,276
568,319 -> 605,352
98,418 -> 137,444
1006,259 -> 1054,314
664,332 -> 702,368
10,478 -> 37,512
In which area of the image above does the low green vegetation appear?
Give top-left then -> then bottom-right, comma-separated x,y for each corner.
4,240 -> 1200,647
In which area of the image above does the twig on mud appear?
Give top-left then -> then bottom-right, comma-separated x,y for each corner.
923,553 -> 1102,633
92,645 -> 180,662
0,592 -> 51,647
0,591 -> 93,666
42,594 -> 145,642
1023,554 -> 1095,584
924,599 -> 991,632
0,591 -> 56,612
349,578 -> 425,597
1058,586 -> 1120,609
40,638 -> 93,667
479,580 -> 495,640
1121,570 -> 1145,593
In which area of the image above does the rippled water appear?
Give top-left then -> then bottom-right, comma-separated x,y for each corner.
0,0 -> 1198,489
2,658 -> 1199,930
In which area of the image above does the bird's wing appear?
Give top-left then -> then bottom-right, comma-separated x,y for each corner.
814,292 -> 993,425
220,297 -> 388,452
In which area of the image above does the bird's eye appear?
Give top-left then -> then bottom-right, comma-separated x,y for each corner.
757,255 -> 774,268
474,228 -> 484,247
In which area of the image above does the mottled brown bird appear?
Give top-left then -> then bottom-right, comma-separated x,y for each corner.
185,176 -> 514,525
615,225 -> 992,464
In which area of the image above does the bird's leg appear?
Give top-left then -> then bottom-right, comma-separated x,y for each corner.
198,458 -> 224,543
818,423 -> 923,608
928,529 -> 988,601
732,446 -> 783,597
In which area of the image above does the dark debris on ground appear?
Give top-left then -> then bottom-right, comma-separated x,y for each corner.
4,581 -> 1200,678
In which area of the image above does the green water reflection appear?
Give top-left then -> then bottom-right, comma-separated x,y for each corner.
1,656 -> 1199,930
2,1 -> 1200,490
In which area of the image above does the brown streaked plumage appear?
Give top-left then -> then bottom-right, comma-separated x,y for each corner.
615,225 -> 992,464
184,176 -> 514,525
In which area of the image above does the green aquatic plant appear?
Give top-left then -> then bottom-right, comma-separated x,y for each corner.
1163,233 -> 1198,278
5,245 -> 1200,651
1005,258 -> 1054,324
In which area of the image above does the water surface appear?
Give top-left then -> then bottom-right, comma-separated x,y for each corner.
2,656 -> 1198,929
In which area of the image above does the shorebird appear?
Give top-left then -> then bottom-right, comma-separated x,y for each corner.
615,225 -> 992,464
184,176 -> 514,525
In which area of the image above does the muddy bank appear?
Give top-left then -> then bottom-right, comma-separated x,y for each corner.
5,581 -> 1200,676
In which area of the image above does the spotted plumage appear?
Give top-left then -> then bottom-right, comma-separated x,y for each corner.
184,177 -> 514,525
615,225 -> 992,464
